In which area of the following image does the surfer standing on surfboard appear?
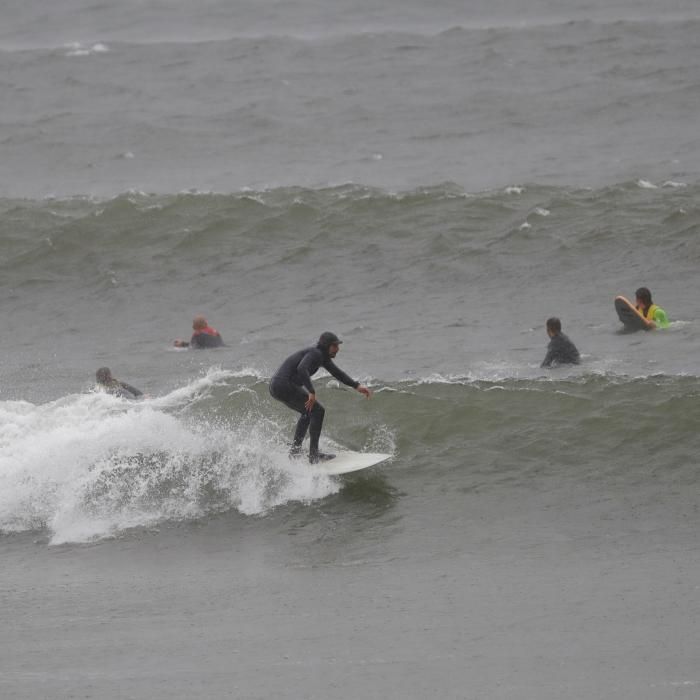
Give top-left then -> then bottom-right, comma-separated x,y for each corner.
635,287 -> 670,329
269,332 -> 372,464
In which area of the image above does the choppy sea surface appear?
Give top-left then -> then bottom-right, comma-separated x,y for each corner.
2,1 -> 699,698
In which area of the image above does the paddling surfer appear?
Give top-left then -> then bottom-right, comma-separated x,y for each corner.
173,315 -> 225,348
95,367 -> 143,399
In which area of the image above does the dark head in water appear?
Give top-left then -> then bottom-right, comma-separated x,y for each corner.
635,287 -> 653,312
96,367 -> 114,386
317,331 -> 342,358
546,317 -> 562,338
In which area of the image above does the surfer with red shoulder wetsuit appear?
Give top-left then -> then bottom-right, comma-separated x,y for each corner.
174,315 -> 225,348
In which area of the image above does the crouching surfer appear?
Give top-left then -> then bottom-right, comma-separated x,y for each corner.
635,287 -> 670,329
541,317 -> 580,368
174,315 -> 225,348
269,332 -> 372,463
96,367 -> 143,399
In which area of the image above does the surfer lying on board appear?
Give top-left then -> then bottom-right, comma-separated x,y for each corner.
269,332 -> 372,463
173,315 -> 225,348
96,367 -> 143,399
635,287 -> 670,329
541,317 -> 580,368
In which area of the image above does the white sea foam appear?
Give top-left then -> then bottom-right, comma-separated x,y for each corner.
411,368 -> 535,385
533,207 -> 550,216
410,357 -> 653,385
662,180 -> 687,188
637,179 -> 658,189
0,371 -> 339,544
64,42 -> 110,57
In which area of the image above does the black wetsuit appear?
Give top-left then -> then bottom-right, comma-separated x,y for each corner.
269,346 -> 359,453
190,330 -> 224,349
541,332 -> 580,368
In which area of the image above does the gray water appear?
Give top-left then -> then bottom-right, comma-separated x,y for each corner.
3,0 -> 700,198
2,1 -> 700,698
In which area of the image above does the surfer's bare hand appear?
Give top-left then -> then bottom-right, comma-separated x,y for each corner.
305,393 -> 316,411
357,385 -> 372,399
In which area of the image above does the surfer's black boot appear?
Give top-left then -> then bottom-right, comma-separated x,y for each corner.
309,449 -> 336,464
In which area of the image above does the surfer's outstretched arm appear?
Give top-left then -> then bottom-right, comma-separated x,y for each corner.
119,382 -> 143,399
323,359 -> 372,398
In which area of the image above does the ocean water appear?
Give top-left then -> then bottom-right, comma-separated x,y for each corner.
2,1 -> 700,698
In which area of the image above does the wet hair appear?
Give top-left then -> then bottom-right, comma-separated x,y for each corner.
546,317 -> 562,334
635,287 -> 652,306
96,367 -> 112,384
192,315 -> 208,330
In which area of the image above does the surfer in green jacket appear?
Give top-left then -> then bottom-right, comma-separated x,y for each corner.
635,287 -> 670,329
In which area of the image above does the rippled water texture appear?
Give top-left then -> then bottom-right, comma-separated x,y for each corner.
2,2 -> 700,698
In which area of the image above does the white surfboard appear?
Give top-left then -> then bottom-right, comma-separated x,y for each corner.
305,451 -> 392,475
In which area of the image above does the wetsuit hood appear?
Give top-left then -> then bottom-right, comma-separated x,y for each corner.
317,331 -> 342,358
